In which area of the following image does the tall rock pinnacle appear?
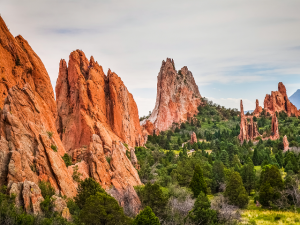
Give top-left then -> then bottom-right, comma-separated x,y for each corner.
142,58 -> 201,133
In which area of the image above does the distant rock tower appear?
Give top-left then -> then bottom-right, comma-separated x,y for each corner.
141,58 -> 202,133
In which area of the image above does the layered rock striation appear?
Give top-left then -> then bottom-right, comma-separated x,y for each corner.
264,82 -> 300,117
141,58 -> 201,132
0,16 -> 77,198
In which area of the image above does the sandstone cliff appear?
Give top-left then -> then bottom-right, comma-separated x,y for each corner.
0,16 -> 77,198
141,58 -> 201,132
264,82 -> 300,117
55,50 -> 143,213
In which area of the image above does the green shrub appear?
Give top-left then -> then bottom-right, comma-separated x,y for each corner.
51,144 -> 58,152
133,206 -> 160,225
106,156 -> 111,164
39,181 -> 55,199
47,131 -> 53,138
62,153 -> 72,167
72,165 -> 82,183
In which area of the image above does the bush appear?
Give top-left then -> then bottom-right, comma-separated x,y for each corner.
62,153 -> 72,167
187,192 -> 217,225
39,181 -> 55,199
79,192 -> 131,225
51,144 -> 58,152
75,178 -> 106,209
133,206 -> 160,225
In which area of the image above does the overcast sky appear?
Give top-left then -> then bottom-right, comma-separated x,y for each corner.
1,0 -> 300,116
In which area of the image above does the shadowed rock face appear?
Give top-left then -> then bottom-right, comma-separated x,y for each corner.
270,113 -> 280,140
0,16 -> 77,198
141,58 -> 201,132
264,82 -> 300,117
56,50 -> 143,213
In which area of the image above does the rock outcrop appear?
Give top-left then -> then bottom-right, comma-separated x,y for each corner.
253,99 -> 262,116
238,100 -> 260,143
0,17 -> 77,198
8,180 -> 44,215
56,51 -> 145,152
264,82 -> 300,117
283,135 -> 289,152
190,132 -> 197,144
141,58 -> 201,132
270,113 -> 280,140
56,50 -> 143,214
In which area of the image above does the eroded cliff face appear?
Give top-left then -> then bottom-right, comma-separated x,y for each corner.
56,50 -> 143,213
141,58 -> 201,132
264,82 -> 300,117
0,16 -> 77,198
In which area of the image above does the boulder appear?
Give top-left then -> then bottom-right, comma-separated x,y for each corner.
141,58 -> 202,132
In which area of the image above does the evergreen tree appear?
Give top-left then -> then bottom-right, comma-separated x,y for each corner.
284,160 -> 294,173
252,148 -> 260,166
259,165 -> 283,206
240,160 -> 256,194
79,192 -> 131,225
211,161 -> 225,193
220,150 -> 229,167
137,183 -> 168,219
75,178 -> 106,209
133,206 -> 160,225
189,165 -> 207,197
177,137 -> 182,147
231,154 -> 242,168
224,171 -> 248,208
187,192 -> 218,225
275,151 -> 284,168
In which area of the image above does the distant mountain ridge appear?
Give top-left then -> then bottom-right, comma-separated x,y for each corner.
289,89 -> 300,109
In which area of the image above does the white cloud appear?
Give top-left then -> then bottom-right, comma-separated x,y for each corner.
1,0 -> 300,115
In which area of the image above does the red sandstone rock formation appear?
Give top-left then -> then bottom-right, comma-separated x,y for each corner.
283,135 -> 289,152
264,82 -> 300,117
141,58 -> 201,132
238,100 -> 260,143
190,132 -> 197,144
253,99 -> 262,116
0,17 -> 77,198
56,50 -> 145,152
270,113 -> 280,140
56,50 -> 143,213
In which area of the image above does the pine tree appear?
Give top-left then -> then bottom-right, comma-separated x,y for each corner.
177,137 -> 182,147
220,150 -> 229,167
285,160 -> 294,173
133,206 -> 160,225
211,161 -> 225,193
224,171 -> 248,208
187,192 -> 217,225
275,151 -> 283,168
190,165 -> 207,197
252,148 -> 260,166
240,160 -> 256,194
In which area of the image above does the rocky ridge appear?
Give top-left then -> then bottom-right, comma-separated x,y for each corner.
264,82 -> 300,117
141,58 -> 201,133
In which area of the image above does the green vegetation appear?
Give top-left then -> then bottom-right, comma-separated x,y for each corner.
62,153 -> 72,167
51,144 -> 58,152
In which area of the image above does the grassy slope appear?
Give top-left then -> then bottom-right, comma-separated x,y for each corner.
241,198 -> 300,225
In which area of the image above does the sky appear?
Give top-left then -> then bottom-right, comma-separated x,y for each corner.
1,0 -> 300,116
